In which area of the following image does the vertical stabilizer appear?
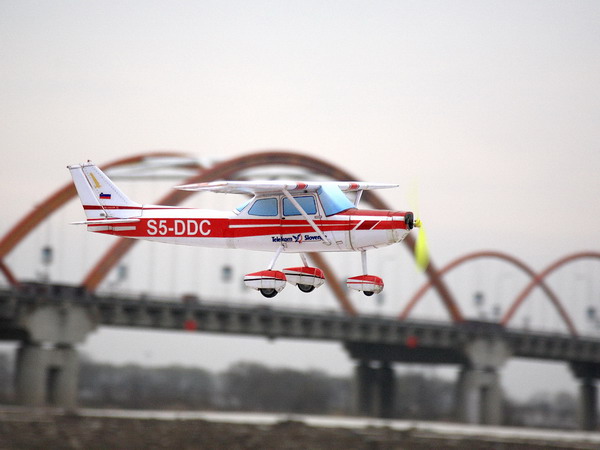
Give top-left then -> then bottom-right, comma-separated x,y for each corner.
68,162 -> 141,220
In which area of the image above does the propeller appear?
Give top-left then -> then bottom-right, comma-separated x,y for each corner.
408,182 -> 430,272
414,218 -> 430,272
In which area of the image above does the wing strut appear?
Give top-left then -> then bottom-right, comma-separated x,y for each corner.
354,190 -> 363,207
282,189 -> 331,246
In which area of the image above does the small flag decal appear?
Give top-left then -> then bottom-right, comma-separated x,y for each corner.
99,193 -> 112,199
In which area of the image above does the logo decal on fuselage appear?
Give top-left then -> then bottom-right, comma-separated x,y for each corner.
271,234 -> 322,243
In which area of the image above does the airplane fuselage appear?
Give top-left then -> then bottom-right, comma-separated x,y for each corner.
86,205 -> 411,253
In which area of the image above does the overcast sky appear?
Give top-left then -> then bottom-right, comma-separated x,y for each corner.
1,1 -> 599,400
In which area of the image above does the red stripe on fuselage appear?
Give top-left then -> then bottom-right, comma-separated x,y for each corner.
83,205 -> 192,210
83,205 -> 141,210
88,218 -> 349,238
87,212 -> 408,238
356,220 -> 379,230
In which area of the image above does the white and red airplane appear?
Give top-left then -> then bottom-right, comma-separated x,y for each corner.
68,161 -> 422,298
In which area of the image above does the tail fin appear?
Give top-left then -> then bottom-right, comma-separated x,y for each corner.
68,161 -> 142,220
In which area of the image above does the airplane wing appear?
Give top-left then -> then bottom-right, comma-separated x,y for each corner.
174,180 -> 398,194
337,182 -> 399,192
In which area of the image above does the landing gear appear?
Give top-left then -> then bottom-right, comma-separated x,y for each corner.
283,253 -> 325,294
245,250 -> 324,297
347,250 -> 384,296
244,270 -> 286,297
244,248 -> 287,297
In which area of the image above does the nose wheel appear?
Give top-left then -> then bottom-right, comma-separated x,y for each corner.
347,251 -> 384,296
259,288 -> 279,298
297,284 -> 316,293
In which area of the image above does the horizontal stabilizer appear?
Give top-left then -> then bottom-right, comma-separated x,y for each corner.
70,218 -> 141,225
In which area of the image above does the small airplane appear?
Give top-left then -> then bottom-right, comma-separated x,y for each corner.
68,161 -> 424,298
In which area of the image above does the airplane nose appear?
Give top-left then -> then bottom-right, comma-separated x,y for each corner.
404,212 -> 414,229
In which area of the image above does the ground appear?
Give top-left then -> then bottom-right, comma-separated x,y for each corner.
0,408 -> 597,449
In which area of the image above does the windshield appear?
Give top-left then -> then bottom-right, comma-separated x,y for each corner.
318,184 -> 354,216
235,198 -> 252,213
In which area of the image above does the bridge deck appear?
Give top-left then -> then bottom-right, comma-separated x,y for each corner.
2,284 -> 600,365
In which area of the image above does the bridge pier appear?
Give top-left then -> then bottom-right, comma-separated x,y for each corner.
355,361 -> 376,416
456,339 -> 510,425
570,362 -> 600,430
14,301 -> 97,409
455,365 -> 503,424
354,360 -> 395,418
15,343 -> 79,408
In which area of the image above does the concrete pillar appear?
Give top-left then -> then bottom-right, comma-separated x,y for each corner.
14,302 -> 97,409
456,366 -> 479,424
53,346 -> 79,409
376,362 -> 395,419
481,369 -> 503,425
354,361 -> 396,418
355,360 -> 376,416
455,339 -> 511,425
570,362 -> 600,431
456,367 -> 503,424
15,344 -> 47,406
578,378 -> 597,431
15,343 -> 79,409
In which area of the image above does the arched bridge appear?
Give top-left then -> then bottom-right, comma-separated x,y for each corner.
1,150 -> 599,429
1,150 -> 593,334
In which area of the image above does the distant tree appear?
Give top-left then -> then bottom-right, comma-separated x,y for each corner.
220,362 -> 349,414
504,390 -> 578,429
78,356 -> 214,409
148,366 -> 215,409
394,373 -> 454,420
81,355 -> 585,427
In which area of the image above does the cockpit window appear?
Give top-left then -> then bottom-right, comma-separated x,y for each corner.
318,184 -> 354,216
283,195 -> 317,216
248,198 -> 278,216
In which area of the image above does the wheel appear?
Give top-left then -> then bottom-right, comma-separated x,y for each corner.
298,284 -> 315,293
363,291 -> 374,297
260,288 -> 278,298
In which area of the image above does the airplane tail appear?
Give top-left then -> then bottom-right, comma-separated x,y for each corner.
68,162 -> 142,221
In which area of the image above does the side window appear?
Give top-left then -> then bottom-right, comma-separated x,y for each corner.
248,198 -> 278,216
283,196 -> 317,216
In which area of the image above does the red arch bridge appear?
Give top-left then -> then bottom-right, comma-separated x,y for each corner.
0,151 -> 599,429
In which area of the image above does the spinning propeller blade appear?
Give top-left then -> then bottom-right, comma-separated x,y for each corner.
414,219 -> 430,272
409,181 -> 429,272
